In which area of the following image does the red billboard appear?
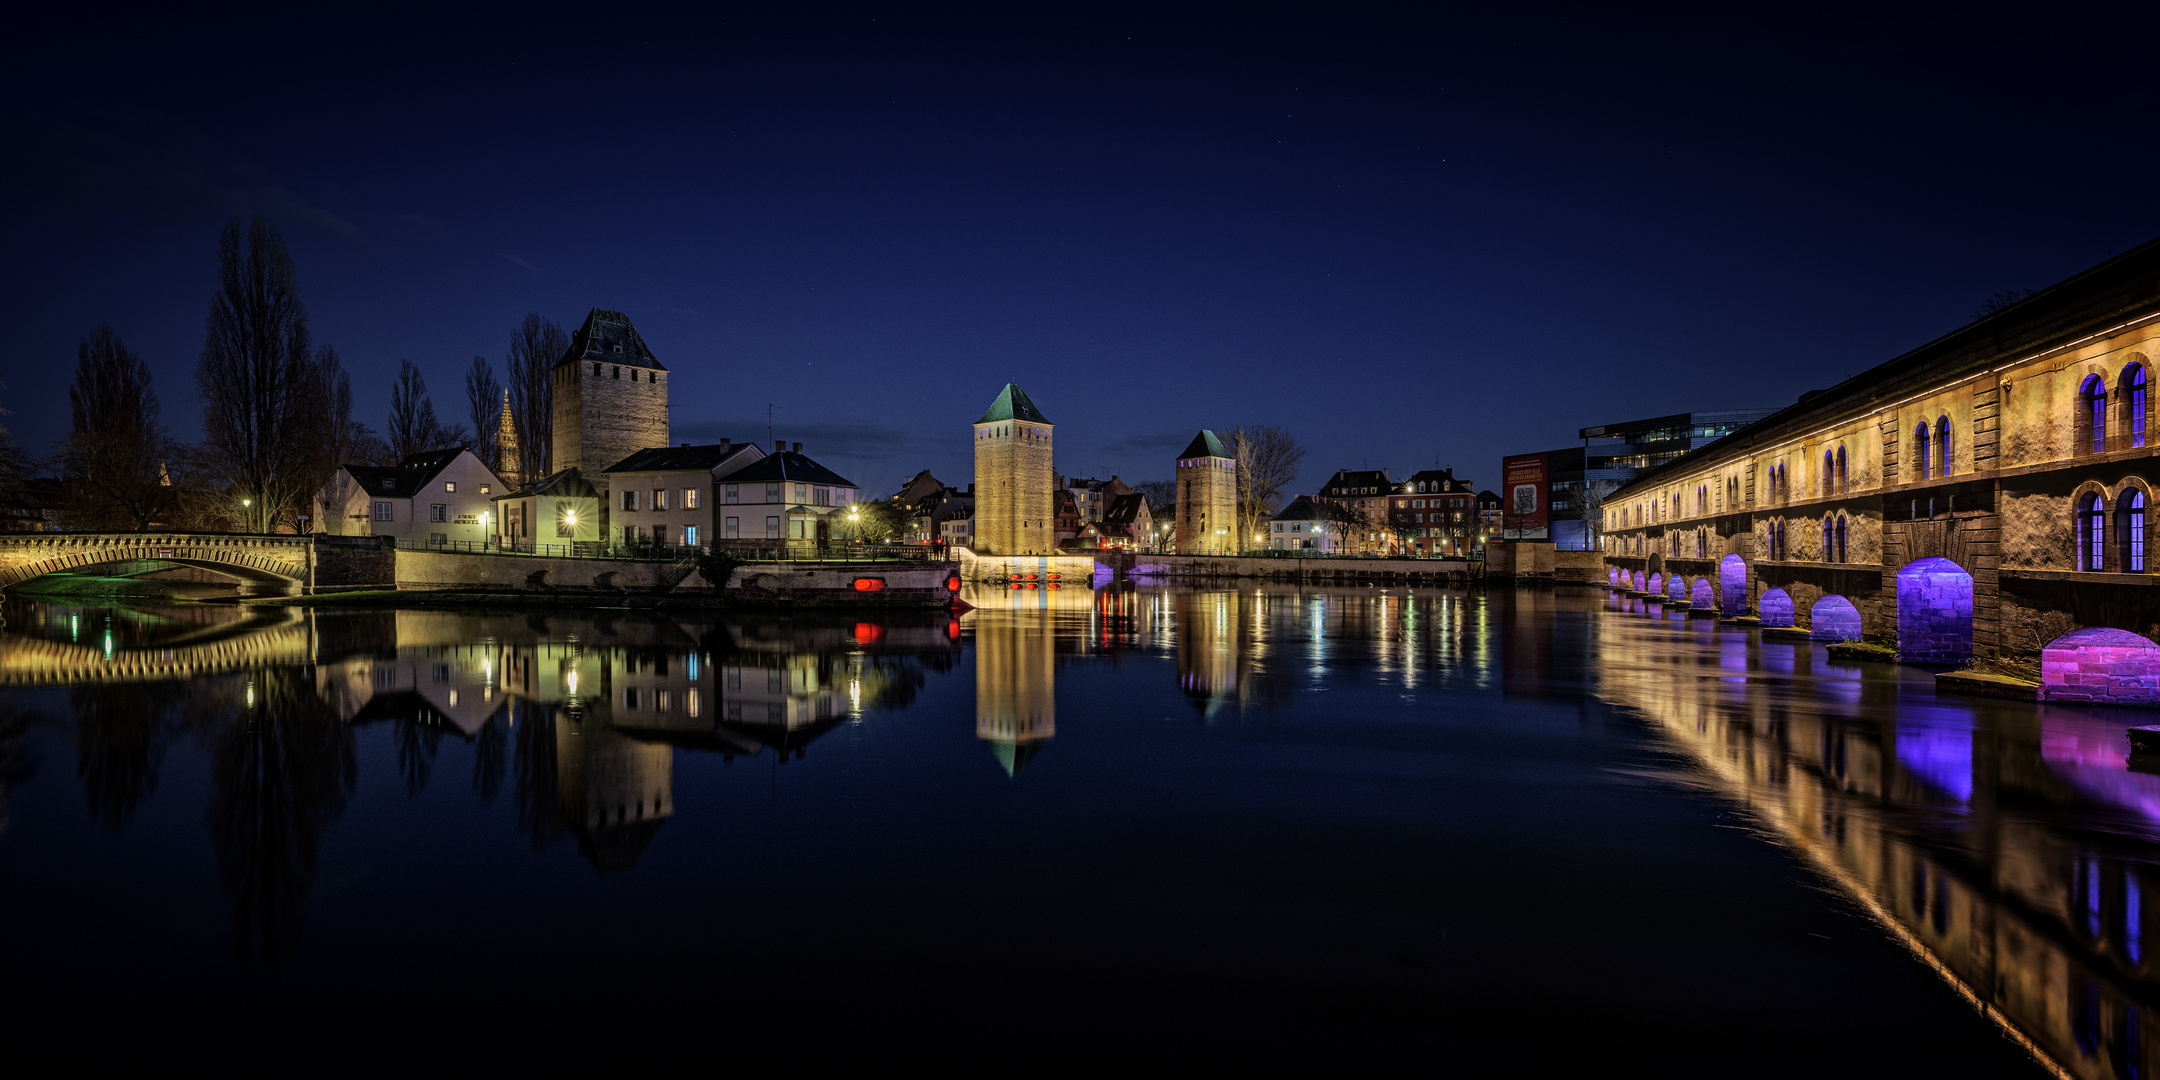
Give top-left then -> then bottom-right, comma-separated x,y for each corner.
1501,453 -> 1549,536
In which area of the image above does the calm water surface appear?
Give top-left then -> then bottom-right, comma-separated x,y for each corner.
0,583 -> 2139,1073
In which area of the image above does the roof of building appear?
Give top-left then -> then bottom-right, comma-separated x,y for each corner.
977,383 -> 1050,425
1398,468 -> 1474,494
555,307 -> 664,371
1317,468 -> 1390,496
1102,492 -> 1150,525
715,450 -> 857,489
344,449 -> 476,498
492,467 -> 599,501
1179,430 -> 1230,459
1272,495 -> 1323,522
601,441 -> 750,474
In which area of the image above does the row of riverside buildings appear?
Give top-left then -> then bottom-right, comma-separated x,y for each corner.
316,308 -> 862,552
1600,234 -> 2160,665
896,382 -> 1502,558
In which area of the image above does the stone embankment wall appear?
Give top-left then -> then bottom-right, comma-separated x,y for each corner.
394,548 -> 956,603
1122,552 -> 1473,582
314,535 -> 396,592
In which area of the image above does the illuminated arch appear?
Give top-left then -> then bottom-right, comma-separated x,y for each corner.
1809,595 -> 1862,643
1896,557 -> 1974,663
1759,587 -> 1794,628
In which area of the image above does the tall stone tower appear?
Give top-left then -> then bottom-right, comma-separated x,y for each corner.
1176,430 -> 1236,554
972,384 -> 1054,555
551,308 -> 669,497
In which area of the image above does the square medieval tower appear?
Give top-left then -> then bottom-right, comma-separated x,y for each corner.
551,308 -> 670,499
973,384 -> 1055,555
1176,430 -> 1236,554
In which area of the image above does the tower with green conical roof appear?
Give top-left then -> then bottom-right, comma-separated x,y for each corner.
972,384 -> 1054,555
1176,429 -> 1236,554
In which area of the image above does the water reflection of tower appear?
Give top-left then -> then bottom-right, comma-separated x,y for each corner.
553,649 -> 673,874
1176,591 -> 1250,718
974,612 -> 1054,776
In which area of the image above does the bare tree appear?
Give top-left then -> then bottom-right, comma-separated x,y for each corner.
506,313 -> 566,481
1133,479 -> 1176,515
60,325 -> 181,531
196,216 -> 316,534
386,360 -> 462,461
0,381 -> 24,506
464,355 -> 502,472
1313,498 -> 1363,551
1230,425 -> 1305,546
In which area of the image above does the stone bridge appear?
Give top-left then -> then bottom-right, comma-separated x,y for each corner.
0,532 -> 395,594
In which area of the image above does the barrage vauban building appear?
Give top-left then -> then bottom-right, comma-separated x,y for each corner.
1603,235 -> 2160,665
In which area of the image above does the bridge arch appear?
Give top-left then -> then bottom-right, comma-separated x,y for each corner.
1717,555 -> 1747,616
2042,628 -> 2160,704
0,535 -> 311,592
1759,588 -> 1795,628
1897,556 -> 1973,664
1810,595 -> 1862,642
1690,577 -> 1713,610
1666,574 -> 1687,603
1631,570 -> 1645,592
1647,572 -> 1663,596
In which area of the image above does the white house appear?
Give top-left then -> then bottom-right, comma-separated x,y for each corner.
492,467 -> 602,551
318,448 -> 507,546
1267,495 -> 1343,553
711,441 -> 859,546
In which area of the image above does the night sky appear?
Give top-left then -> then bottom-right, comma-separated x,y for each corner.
7,6 -> 2158,498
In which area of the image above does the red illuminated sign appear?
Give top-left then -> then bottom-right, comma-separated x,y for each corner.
852,578 -> 886,592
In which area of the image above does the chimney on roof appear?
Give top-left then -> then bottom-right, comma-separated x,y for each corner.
775,440 -> 785,453
718,439 -> 730,453
792,442 -> 801,453
680,442 -> 688,447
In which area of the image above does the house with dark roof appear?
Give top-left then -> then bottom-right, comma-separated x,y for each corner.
708,441 -> 861,546
490,467 -> 602,550
1097,491 -> 1156,551
1267,494 -> 1343,553
600,439 -> 764,549
318,448 -> 506,546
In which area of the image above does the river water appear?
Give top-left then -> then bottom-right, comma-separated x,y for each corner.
0,583 -> 2143,1073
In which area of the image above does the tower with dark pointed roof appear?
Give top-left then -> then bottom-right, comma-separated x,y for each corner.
1176,430 -> 1236,554
550,308 -> 669,503
972,383 -> 1054,555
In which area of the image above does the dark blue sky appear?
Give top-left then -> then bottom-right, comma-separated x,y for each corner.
7,6 -> 2157,497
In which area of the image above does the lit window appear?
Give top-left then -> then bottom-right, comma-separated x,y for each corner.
2078,492 -> 2106,571
479,484 -> 490,494
444,481 -> 456,493
653,488 -> 669,511
683,488 -> 699,509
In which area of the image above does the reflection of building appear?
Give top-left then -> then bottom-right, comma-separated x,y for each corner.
973,612 -> 1055,775
554,696 -> 673,875
1175,590 -> 1252,718
1596,605 -> 2160,1079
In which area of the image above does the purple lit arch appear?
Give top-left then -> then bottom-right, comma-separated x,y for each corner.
1896,557 -> 1974,664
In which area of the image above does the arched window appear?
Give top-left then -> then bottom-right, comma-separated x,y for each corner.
1835,515 -> 1848,563
1822,451 -> 1834,497
1913,423 -> 1930,479
2125,364 -> 2149,449
2122,490 -> 2147,572
1696,530 -> 1705,558
2079,374 -> 2107,455
1835,446 -> 1847,493
2077,492 -> 2107,571
1822,515 -> 1835,562
1936,416 -> 1952,477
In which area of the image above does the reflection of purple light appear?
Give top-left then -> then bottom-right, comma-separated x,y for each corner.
1896,719 -> 1974,802
2042,712 -> 2160,829
1760,588 -> 1795,628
